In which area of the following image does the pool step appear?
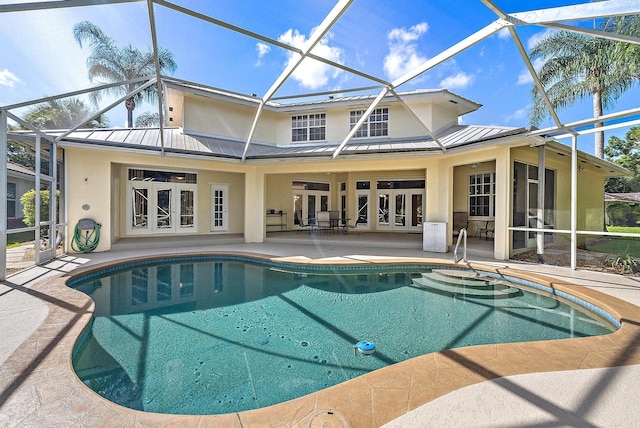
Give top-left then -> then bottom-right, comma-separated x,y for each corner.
429,269 -> 502,288
413,271 -> 522,298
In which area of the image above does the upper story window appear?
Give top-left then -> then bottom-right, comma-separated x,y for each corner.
292,113 -> 326,142
350,107 -> 389,138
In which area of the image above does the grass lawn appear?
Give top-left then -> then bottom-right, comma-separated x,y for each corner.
607,226 -> 640,234
589,227 -> 640,257
6,230 -> 35,248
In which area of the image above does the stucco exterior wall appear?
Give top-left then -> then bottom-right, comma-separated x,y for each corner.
183,95 -> 278,143
65,146 -> 245,252
182,96 -> 458,146
62,134 -> 608,262
404,100 -> 459,132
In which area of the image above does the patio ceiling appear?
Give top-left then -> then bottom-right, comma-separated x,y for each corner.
1,0 -> 640,160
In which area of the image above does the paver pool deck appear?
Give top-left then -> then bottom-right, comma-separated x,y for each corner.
1,237 -> 640,427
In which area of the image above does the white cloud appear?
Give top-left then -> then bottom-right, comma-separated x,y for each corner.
0,68 -> 20,87
277,28 -> 344,90
256,42 -> 270,58
505,107 -> 527,123
517,69 -> 532,85
497,27 -> 511,40
439,72 -> 474,90
387,22 -> 428,43
255,42 -> 271,66
527,29 -> 554,50
383,22 -> 429,81
516,58 -> 545,85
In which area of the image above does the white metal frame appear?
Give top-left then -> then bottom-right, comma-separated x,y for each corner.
2,0 -> 640,277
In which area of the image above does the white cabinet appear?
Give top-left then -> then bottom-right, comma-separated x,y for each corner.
423,222 -> 447,253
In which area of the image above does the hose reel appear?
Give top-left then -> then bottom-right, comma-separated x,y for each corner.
71,218 -> 101,253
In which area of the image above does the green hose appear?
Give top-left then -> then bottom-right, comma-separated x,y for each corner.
71,221 -> 101,253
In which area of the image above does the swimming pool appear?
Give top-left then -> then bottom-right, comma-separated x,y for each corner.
70,255 -> 617,415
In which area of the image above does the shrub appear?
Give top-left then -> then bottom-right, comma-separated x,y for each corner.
604,247 -> 639,274
20,189 -> 60,228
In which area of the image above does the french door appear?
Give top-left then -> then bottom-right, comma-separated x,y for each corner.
127,182 -> 197,234
377,190 -> 424,231
512,161 -> 556,250
293,191 -> 329,224
211,184 -> 228,232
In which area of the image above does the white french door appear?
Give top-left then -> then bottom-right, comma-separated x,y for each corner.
377,190 -> 424,231
127,182 -> 197,235
211,184 -> 228,232
293,191 -> 330,224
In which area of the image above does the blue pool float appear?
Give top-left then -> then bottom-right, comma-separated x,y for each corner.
354,340 -> 375,356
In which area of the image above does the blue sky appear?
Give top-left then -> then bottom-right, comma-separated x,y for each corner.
1,0 -> 639,155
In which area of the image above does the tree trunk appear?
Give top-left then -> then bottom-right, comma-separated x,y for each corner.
593,91 -> 604,158
125,97 -> 136,128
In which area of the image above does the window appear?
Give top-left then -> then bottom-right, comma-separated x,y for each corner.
7,182 -> 16,218
291,113 -> 325,142
469,172 -> 495,217
350,107 -> 389,138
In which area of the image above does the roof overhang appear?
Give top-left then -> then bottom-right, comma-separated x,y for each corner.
534,138 -> 631,177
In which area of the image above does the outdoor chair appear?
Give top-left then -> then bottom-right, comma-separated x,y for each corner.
475,220 -> 495,240
343,217 -> 362,235
452,211 -> 468,238
329,210 -> 340,232
294,210 -> 312,234
316,211 -> 333,234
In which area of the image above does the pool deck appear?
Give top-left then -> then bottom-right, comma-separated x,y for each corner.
1,234 -> 640,427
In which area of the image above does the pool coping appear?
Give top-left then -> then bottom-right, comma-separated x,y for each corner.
1,251 -> 640,427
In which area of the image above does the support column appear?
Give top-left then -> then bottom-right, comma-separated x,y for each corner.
571,136 -> 578,270
536,146 -> 545,260
0,111 -> 7,281
494,148 -> 510,260
425,163 -> 449,223
244,168 -> 265,243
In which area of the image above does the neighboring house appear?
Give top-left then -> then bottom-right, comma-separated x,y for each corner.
6,162 -> 35,230
605,193 -> 640,226
10,79 -> 628,260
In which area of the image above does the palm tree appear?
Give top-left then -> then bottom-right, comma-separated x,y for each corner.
23,97 -> 109,130
529,18 -> 640,158
73,21 -> 177,128
135,111 -> 160,128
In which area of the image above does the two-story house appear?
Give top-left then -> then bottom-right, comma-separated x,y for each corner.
28,78 -> 626,260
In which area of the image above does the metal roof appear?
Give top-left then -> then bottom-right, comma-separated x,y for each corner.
20,124 -> 525,161
605,193 -> 640,203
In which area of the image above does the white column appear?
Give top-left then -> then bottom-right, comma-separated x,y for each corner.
494,148 -> 510,260
571,136 -> 578,270
537,146 -> 545,257
0,111 -> 7,281
244,168 -> 265,243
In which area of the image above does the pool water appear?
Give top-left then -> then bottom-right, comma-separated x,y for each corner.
70,257 -> 615,415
